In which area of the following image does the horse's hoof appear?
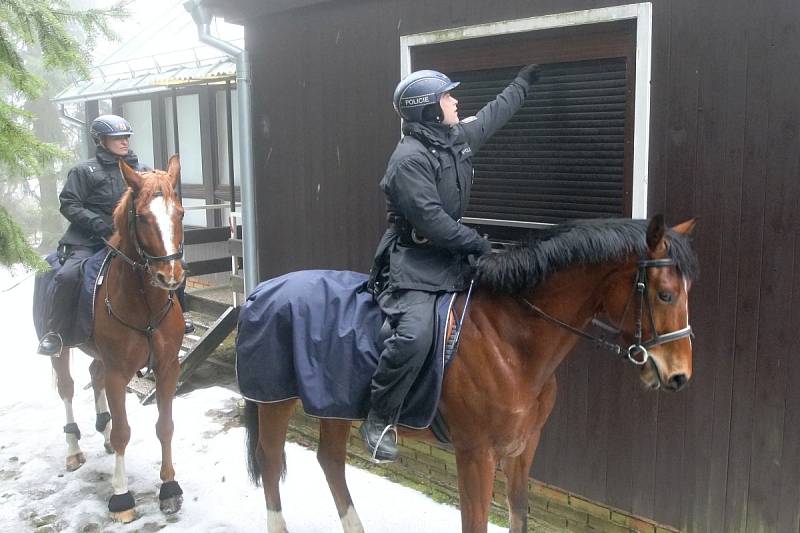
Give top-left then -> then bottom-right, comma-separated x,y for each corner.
159,480 -> 183,514
110,509 -> 137,523
160,494 -> 183,514
109,491 -> 136,523
104,442 -> 114,454
65,452 -> 86,471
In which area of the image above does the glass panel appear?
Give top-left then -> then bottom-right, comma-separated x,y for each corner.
215,89 -> 240,187
181,197 -> 208,227
98,99 -> 112,115
121,100 -> 154,167
164,93 -> 203,184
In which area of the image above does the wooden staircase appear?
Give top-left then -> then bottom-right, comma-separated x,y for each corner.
127,299 -> 239,404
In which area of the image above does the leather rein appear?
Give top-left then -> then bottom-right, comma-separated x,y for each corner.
518,257 -> 693,367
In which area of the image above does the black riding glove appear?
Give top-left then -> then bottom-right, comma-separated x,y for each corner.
91,218 -> 113,238
515,64 -> 541,86
477,237 -> 493,256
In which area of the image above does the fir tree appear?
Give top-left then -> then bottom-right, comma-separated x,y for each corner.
0,0 -> 126,270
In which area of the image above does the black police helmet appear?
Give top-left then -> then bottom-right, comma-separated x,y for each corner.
392,70 -> 459,123
90,115 -> 134,143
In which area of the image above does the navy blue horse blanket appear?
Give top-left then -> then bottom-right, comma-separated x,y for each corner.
32,249 -> 111,347
236,270 -> 456,429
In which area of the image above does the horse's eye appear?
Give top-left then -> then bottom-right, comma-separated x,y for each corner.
658,291 -> 674,303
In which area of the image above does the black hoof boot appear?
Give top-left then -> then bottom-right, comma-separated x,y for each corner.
109,491 -> 136,523
360,411 -> 398,463
37,333 -> 63,356
159,480 -> 183,514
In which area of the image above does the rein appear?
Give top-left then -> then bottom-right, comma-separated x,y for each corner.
518,257 -> 693,366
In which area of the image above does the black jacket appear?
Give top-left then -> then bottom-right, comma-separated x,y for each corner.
372,78 -> 530,293
58,146 -> 148,247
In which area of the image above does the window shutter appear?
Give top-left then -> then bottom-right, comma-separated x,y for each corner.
456,57 -> 629,225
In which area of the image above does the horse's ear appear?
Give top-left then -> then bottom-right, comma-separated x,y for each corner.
646,214 -> 667,256
671,218 -> 697,235
119,160 -> 144,192
166,154 -> 180,188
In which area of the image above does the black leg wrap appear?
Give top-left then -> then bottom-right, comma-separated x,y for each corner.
63,422 -> 81,440
95,411 -> 111,433
108,491 -> 135,512
159,480 -> 183,500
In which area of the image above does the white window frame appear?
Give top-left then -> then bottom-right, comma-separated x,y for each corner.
400,2 -> 653,223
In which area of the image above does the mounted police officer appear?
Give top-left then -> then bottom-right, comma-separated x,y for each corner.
36,114 -> 194,355
36,115 -> 145,355
361,64 -> 541,461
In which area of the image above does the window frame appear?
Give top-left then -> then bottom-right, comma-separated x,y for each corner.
113,82 -> 241,228
399,3 -> 653,226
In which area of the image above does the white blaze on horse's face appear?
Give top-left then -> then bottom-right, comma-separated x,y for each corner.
148,194 -> 183,289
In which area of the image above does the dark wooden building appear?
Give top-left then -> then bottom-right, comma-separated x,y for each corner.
208,1 -> 800,531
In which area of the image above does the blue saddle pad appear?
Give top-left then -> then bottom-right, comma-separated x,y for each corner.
32,249 -> 111,347
236,270 -> 456,429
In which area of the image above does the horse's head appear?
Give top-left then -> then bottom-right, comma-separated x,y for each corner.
116,155 -> 186,290
601,215 -> 697,392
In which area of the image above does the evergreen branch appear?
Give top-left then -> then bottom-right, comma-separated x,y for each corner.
0,204 -> 48,271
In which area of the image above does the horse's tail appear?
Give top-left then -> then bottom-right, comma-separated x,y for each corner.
244,400 -> 263,486
243,399 -> 287,487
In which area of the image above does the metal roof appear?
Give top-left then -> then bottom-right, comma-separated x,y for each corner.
53,0 -> 242,103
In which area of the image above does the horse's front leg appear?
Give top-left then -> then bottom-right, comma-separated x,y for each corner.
152,344 -> 183,514
52,348 -> 85,471
89,358 -> 113,454
500,376 -> 557,533
454,445 -> 497,533
104,366 -> 137,523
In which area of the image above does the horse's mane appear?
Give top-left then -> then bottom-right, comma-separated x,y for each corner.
110,170 -> 176,248
477,218 -> 699,294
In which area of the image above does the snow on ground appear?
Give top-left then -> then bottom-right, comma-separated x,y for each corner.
0,269 -> 504,532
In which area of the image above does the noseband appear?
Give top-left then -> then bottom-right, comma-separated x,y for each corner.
518,257 -> 693,366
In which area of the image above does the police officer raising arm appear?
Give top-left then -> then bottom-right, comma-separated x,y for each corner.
361,64 -> 541,462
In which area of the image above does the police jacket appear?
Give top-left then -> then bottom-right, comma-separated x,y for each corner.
59,146 -> 148,248
372,78 -> 530,293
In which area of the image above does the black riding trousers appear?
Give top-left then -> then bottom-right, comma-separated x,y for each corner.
47,245 -> 101,334
370,289 -> 438,420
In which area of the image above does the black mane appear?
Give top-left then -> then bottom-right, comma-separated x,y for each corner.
477,218 -> 699,294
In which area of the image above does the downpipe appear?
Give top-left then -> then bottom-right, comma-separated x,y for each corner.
184,0 -> 258,296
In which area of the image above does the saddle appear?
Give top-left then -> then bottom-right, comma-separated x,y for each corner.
32,249 -> 112,348
236,270 -> 461,431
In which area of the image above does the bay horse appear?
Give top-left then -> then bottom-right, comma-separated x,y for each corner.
242,215 -> 698,533
50,155 -> 186,522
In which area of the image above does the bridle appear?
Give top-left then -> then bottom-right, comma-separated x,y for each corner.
518,257 -> 693,367
103,191 -> 184,273
101,189 -> 184,371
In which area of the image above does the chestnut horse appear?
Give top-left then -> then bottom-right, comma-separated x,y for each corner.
242,215 -> 697,533
50,156 -> 186,522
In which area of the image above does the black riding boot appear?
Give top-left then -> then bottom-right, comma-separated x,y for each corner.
360,410 -> 398,463
37,332 -> 63,356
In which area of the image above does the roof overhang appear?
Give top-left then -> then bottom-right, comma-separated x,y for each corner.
202,0 -> 333,24
53,58 -> 236,104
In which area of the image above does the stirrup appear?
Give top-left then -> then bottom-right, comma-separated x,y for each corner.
369,424 -> 398,464
37,332 -> 64,357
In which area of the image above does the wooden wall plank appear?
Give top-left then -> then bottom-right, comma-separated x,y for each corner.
744,0 -> 800,529
722,0 -> 772,530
